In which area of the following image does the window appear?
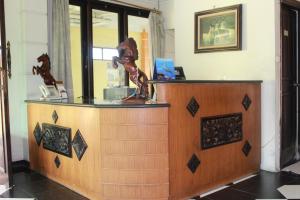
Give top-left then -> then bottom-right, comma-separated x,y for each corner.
69,0 -> 150,99
69,4 -> 83,98
92,47 -> 103,60
93,47 -> 118,60
102,48 -> 118,60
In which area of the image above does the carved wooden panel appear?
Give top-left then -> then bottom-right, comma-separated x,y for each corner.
72,129 -> 88,161
201,113 -> 243,149
42,123 -> 72,158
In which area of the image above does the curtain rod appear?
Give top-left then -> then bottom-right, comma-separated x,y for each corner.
110,0 -> 161,14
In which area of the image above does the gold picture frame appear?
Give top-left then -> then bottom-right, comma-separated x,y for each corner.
194,4 -> 242,53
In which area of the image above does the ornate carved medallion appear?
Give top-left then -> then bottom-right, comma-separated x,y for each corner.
201,113 -> 243,149
42,123 -> 72,158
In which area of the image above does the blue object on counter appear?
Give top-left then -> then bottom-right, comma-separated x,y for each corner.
153,58 -> 176,80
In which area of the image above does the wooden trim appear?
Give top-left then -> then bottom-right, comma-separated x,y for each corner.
279,0 -> 300,168
281,0 -> 300,9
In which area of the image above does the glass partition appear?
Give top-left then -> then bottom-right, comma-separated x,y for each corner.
69,5 -> 83,98
92,9 -> 119,99
128,15 -> 150,86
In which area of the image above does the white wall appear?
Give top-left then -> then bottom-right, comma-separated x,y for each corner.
174,0 -> 278,171
4,0 -> 27,161
4,0 -> 47,161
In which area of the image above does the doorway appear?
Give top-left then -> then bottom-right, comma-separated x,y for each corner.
281,1 -> 300,168
0,0 -> 13,188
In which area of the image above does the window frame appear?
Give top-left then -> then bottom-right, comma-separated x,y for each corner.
69,0 -> 150,98
92,47 -> 118,61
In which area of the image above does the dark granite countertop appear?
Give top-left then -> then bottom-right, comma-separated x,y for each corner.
148,80 -> 263,84
25,98 -> 169,108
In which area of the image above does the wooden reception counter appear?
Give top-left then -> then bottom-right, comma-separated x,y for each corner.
26,80 -> 261,200
26,99 -> 170,200
153,80 -> 262,200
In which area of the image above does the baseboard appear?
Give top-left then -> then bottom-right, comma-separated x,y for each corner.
12,160 -> 30,173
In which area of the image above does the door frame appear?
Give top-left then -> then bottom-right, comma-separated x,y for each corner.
279,0 -> 300,169
0,0 -> 13,185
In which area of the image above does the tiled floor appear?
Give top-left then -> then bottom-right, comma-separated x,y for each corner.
198,170 -> 300,200
1,170 -> 300,200
0,170 -> 87,200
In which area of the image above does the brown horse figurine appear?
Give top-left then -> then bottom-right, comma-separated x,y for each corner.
32,53 -> 57,89
112,38 -> 149,99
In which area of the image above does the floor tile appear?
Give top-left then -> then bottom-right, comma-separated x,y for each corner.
13,171 -> 46,185
277,185 -> 300,199
11,171 -> 88,200
0,186 -> 34,198
230,171 -> 295,199
202,188 -> 256,200
17,179 -> 65,195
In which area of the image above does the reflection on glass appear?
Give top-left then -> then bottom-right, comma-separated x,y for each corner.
128,15 -> 150,87
69,5 -> 83,98
103,48 -> 118,60
92,9 -> 119,99
93,47 -> 103,60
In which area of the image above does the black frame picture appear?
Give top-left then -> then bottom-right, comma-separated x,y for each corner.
194,4 -> 242,53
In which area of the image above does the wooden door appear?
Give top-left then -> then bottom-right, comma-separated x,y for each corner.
281,4 -> 298,168
0,0 -> 13,186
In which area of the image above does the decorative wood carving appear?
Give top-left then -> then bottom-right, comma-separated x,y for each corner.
186,97 -> 200,117
52,110 -> 58,124
187,154 -> 201,173
33,122 -> 43,146
201,113 -> 243,149
242,140 -> 252,156
112,38 -> 149,99
54,155 -> 61,168
242,94 -> 252,111
32,53 -> 57,89
42,123 -> 72,158
72,130 -> 88,161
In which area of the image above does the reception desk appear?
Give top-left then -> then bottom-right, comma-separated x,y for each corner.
153,80 -> 262,199
26,99 -> 170,200
26,80 -> 261,200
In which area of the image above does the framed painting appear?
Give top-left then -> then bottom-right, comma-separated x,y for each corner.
194,4 -> 242,53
